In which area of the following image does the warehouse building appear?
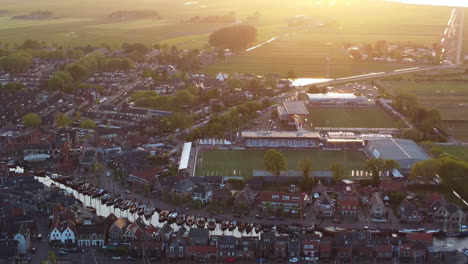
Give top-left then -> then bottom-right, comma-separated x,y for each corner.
277,101 -> 309,127
365,138 -> 429,170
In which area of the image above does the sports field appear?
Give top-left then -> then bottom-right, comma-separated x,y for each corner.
431,144 -> 468,161
383,80 -> 468,141
307,106 -> 400,128
0,0 -> 450,54
194,149 -> 367,178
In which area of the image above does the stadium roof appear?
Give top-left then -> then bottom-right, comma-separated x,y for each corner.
307,93 -> 359,100
282,101 -> 309,115
178,142 -> 192,171
241,131 -> 320,138
367,138 -> 429,168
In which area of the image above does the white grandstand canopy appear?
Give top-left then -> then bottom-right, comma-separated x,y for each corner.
178,142 -> 192,171
307,93 -> 357,100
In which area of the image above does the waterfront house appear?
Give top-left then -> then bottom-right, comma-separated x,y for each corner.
217,236 -> 237,260
108,218 -> 129,242
315,193 -> 335,217
187,228 -> 209,246
236,237 -> 256,260
233,186 -> 258,216
76,224 -> 106,247
398,199 -> 424,223
337,195 -> 359,217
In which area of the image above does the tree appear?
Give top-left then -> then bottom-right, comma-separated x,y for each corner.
402,128 -> 422,141
331,162 -> 344,182
80,118 -> 96,129
286,70 -> 297,80
299,159 -> 313,179
263,149 -> 287,178
299,159 -> 314,191
0,52 -> 33,74
429,147 -> 444,158
394,92 -> 418,120
388,191 -> 405,205
384,159 -> 400,173
92,162 -> 104,175
47,75 -> 65,92
173,89 -> 196,107
55,113 -> 72,128
21,39 -> 42,50
209,25 -> 257,51
410,159 -> 440,181
364,158 -> 386,186
22,113 -> 42,128
42,251 -> 57,264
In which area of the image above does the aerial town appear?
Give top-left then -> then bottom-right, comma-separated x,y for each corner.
1,0 -> 468,264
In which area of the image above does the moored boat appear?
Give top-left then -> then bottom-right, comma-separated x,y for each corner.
196,216 -> 206,228
159,210 -> 169,223
101,193 -> 112,204
186,215 -> 195,226
176,214 -> 186,226
238,222 -> 246,232
168,212 -> 178,224
228,221 -> 236,231
129,202 -> 138,214
254,224 -> 262,233
144,205 -> 155,219
207,218 -> 216,231
137,204 -> 147,216
221,221 -> 229,231
246,223 -> 253,233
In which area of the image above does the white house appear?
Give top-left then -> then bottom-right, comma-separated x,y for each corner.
216,72 -> 228,82
192,185 -> 213,204
49,220 -> 77,245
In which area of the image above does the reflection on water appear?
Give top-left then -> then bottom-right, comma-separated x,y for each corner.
292,78 -> 331,87
36,176 -> 260,238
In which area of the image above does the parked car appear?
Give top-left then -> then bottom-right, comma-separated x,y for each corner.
56,251 -> 68,256
112,256 -> 121,260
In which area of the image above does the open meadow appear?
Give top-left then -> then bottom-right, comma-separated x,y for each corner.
431,144 -> 468,161
0,0 -> 451,67
307,106 -> 400,128
383,80 -> 468,141
194,149 -> 367,178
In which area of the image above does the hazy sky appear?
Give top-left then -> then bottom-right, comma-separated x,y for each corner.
389,0 -> 468,6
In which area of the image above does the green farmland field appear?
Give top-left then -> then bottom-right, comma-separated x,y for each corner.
431,144 -> 468,161
194,149 -> 367,178
308,106 -> 400,128
383,81 -> 468,121
384,80 -> 468,142
0,0 -> 450,56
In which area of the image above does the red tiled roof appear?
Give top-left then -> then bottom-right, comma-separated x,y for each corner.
379,179 -> 404,192
376,245 -> 392,253
407,232 -> 433,243
320,243 -> 332,252
132,167 -> 165,183
258,191 -> 304,207
187,246 -> 217,254
338,197 -> 359,210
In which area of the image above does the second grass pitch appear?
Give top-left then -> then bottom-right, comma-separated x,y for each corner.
194,149 -> 367,179
307,106 -> 401,128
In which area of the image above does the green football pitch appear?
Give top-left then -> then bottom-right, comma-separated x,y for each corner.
308,106 -> 400,128
194,149 -> 367,179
